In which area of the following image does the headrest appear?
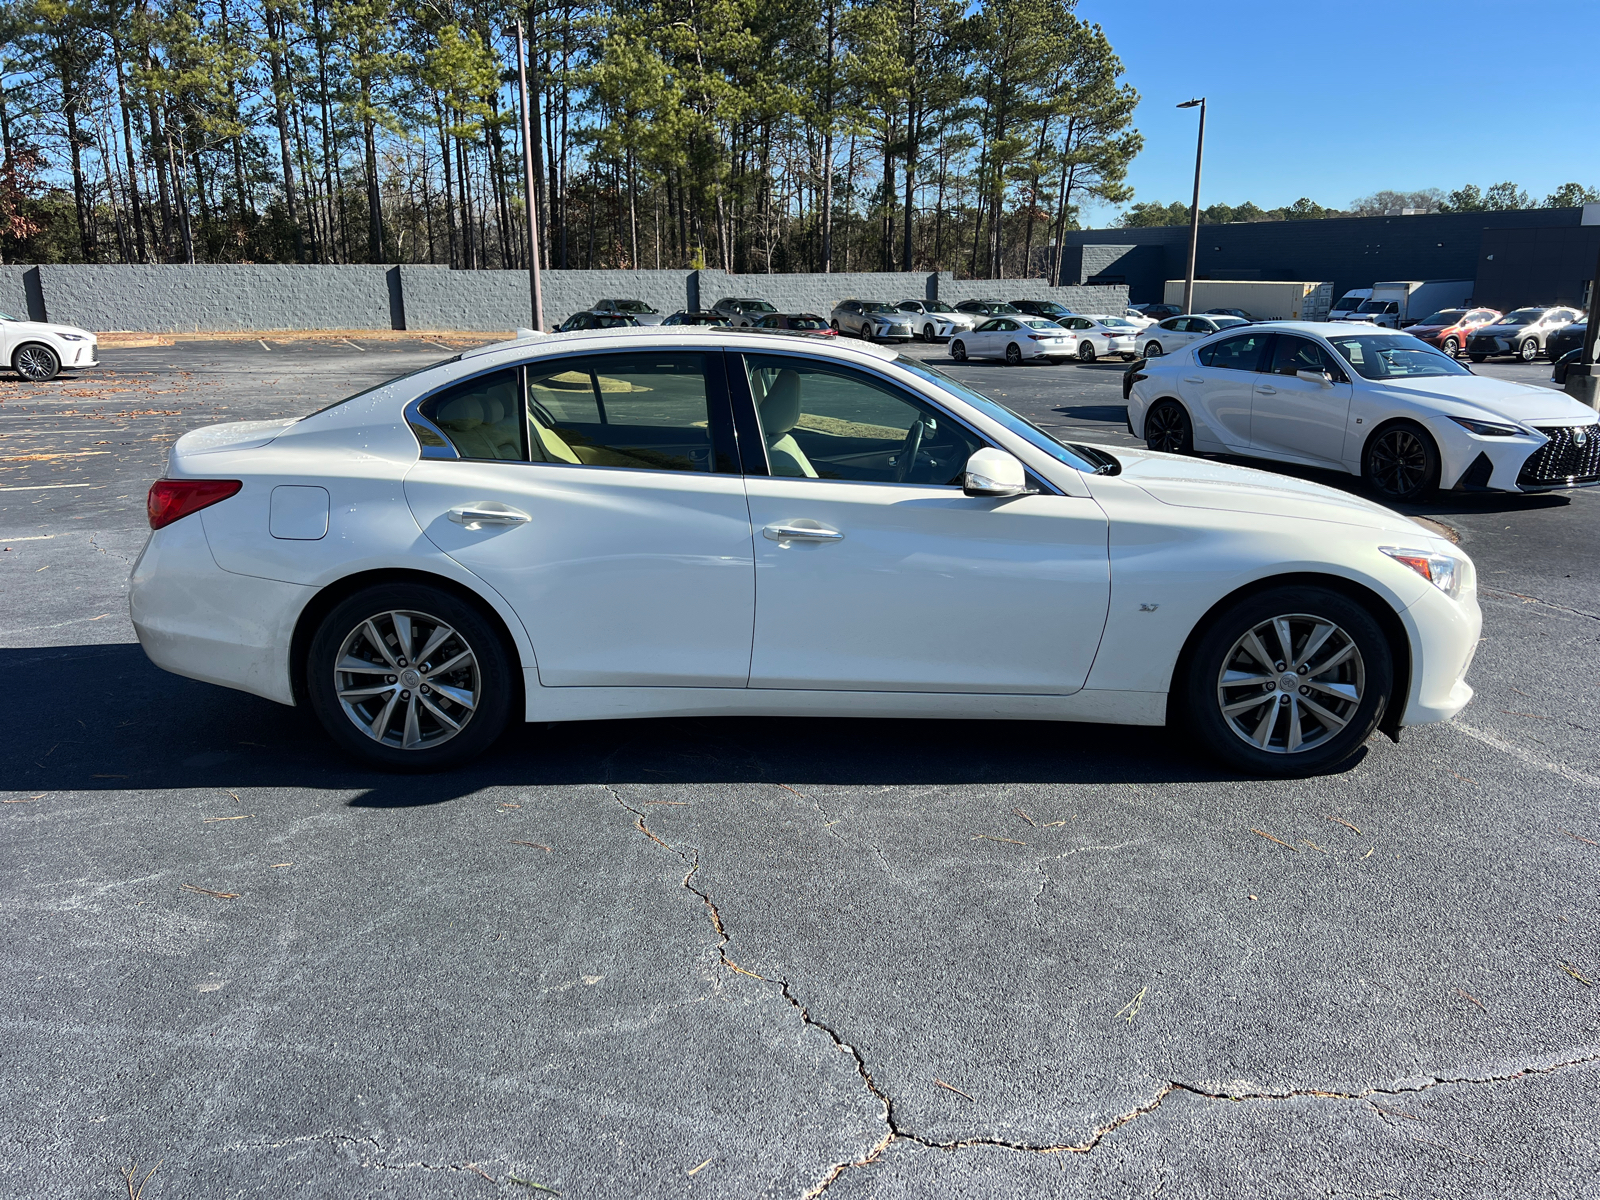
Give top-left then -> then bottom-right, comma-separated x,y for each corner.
759,370 -> 801,438
440,395 -> 483,425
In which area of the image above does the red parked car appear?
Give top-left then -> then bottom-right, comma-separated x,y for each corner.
1404,308 -> 1501,356
752,313 -> 837,336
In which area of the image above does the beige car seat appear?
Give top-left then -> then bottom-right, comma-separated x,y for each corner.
758,369 -> 818,478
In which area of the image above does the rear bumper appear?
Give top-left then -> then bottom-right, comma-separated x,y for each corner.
129,514 -> 311,706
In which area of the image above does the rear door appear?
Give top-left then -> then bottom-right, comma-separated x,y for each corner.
1178,330 -> 1270,451
1249,335 -> 1355,465
404,351 -> 756,688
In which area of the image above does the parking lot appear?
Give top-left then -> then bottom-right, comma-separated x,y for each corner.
4,335 -> 1598,1198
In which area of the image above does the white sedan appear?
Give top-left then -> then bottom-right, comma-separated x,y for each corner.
1054,315 -> 1141,362
950,316 -> 1077,364
130,328 -> 1479,775
1139,314 -> 1249,358
1127,321 -> 1600,503
2,310 -> 99,380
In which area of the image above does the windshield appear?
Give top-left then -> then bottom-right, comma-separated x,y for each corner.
1030,303 -> 1069,315
861,302 -> 897,313
1213,317 -> 1248,328
894,355 -> 1110,475
742,300 -> 776,312
610,300 -> 655,314
1419,310 -> 1466,326
1098,317 -> 1136,329
790,317 -> 827,330
1499,308 -> 1543,325
1355,300 -> 1396,314
1331,298 -> 1362,311
923,301 -> 957,313
1325,333 -> 1472,379
1021,318 -> 1062,330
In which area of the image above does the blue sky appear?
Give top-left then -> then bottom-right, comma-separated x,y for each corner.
1077,2 -> 1600,227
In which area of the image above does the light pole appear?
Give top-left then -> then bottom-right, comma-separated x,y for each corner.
1178,98 -> 1206,315
515,18 -> 545,332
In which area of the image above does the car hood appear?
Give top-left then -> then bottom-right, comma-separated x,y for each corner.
1103,447 -> 1430,535
1370,374 -> 1598,425
4,319 -> 94,339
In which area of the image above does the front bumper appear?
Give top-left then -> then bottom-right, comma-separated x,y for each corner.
1398,577 -> 1481,726
1441,419 -> 1600,492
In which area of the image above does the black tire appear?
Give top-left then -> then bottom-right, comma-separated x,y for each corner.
1441,336 -> 1459,356
830,319 -> 840,333
1362,421 -> 1440,504
951,339 -> 967,362
1078,342 -> 1097,363
1144,399 -> 1193,454
1121,353 -> 1138,362
13,343 -> 60,381
1181,585 -> 1392,776
1519,338 -> 1539,362
1145,340 -> 1164,358
1005,342 -> 1023,366
1468,353 -> 1487,363
306,583 -> 515,770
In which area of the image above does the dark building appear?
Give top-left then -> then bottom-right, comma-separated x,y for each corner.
1057,206 -> 1599,311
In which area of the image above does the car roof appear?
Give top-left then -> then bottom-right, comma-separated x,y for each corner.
462,326 -> 900,366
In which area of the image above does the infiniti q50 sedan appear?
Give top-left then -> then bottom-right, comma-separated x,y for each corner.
1127,321 -> 1600,503
131,328 -> 1480,775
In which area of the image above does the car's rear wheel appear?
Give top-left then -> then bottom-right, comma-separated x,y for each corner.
13,343 -> 60,381
1519,338 -> 1540,362
1078,342 -> 1096,363
1145,340 -> 1164,357
1005,342 -> 1023,366
1441,336 -> 1459,355
1363,421 -> 1439,503
307,584 -> 514,770
1182,586 -> 1392,776
1144,400 -> 1193,454
830,319 -> 840,333
951,339 -> 968,362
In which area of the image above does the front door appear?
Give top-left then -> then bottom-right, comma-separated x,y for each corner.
404,351 -> 756,688
1249,334 -> 1355,466
735,351 -> 1110,693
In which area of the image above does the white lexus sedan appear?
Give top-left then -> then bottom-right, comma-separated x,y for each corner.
951,316 -> 1077,364
131,328 -> 1480,775
2,310 -> 99,380
1056,315 -> 1141,362
1126,321 -> 1600,503
1140,314 -> 1249,358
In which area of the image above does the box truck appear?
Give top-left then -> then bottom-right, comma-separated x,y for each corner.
1347,280 -> 1475,328
1161,280 -> 1335,322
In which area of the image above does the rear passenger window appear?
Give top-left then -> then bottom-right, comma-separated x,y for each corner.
421,369 -> 524,461
526,353 -> 718,473
1198,333 -> 1269,371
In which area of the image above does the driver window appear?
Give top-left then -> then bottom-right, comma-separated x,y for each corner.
743,354 -> 984,486
1270,335 -> 1341,379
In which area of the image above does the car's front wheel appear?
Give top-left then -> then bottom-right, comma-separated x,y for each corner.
1441,336 -> 1459,355
306,583 -> 514,770
1005,342 -> 1023,366
1363,421 -> 1439,503
13,343 -> 60,381
1143,399 -> 1193,454
1468,353 -> 1487,363
1078,342 -> 1097,363
1182,585 -> 1392,776
1519,338 -> 1540,362
1145,340 -> 1164,358
951,339 -> 967,362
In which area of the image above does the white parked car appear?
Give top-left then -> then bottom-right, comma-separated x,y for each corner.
130,327 -> 1480,776
950,316 -> 1077,364
2,310 -> 99,380
1139,314 -> 1250,358
1122,308 -> 1157,331
1055,315 -> 1140,362
893,299 -> 975,342
1126,321 -> 1600,503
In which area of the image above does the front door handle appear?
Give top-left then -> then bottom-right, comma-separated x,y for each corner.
449,503 -> 531,528
1256,386 -> 1277,395
763,522 -> 844,543
1183,376 -> 1203,383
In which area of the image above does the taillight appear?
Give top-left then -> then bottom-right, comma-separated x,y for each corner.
147,478 -> 242,530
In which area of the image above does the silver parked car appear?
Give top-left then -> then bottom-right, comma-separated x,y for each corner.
830,300 -> 915,342
593,299 -> 665,326
710,297 -> 778,327
893,300 -> 976,342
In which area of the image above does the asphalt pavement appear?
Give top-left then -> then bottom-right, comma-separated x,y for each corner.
3,335 -> 1598,1198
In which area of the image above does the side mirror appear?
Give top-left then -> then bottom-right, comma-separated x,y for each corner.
963,447 -> 1031,498
1297,369 -> 1334,387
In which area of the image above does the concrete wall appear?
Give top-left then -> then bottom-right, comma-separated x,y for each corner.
8,263 -> 1128,333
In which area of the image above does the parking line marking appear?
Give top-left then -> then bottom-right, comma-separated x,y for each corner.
0,483 -> 106,491
258,340 -> 271,352
1453,720 -> 1600,789
343,339 -> 367,352
0,533 -> 56,541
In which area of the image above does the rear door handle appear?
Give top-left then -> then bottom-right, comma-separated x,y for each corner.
1183,376 -> 1203,383
1256,386 -> 1277,395
449,503 -> 531,527
763,522 -> 844,542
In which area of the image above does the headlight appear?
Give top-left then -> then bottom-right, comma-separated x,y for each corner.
59,333 -> 86,342
1448,415 -> 1526,437
1381,546 -> 1472,600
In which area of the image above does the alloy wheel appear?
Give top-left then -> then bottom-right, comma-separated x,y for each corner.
1215,614 -> 1366,755
333,609 -> 480,750
14,344 -> 59,381
1145,341 -> 1163,357
1078,342 -> 1096,363
1367,427 -> 1430,498
1442,336 -> 1458,355
951,340 -> 967,362
1005,343 -> 1022,365
1519,338 -> 1539,362
1145,402 -> 1190,454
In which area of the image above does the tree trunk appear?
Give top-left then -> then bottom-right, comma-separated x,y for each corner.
58,41 -> 96,261
265,7 -> 305,261
110,33 -> 147,262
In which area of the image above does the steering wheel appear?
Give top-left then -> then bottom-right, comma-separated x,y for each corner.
894,417 -> 928,483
